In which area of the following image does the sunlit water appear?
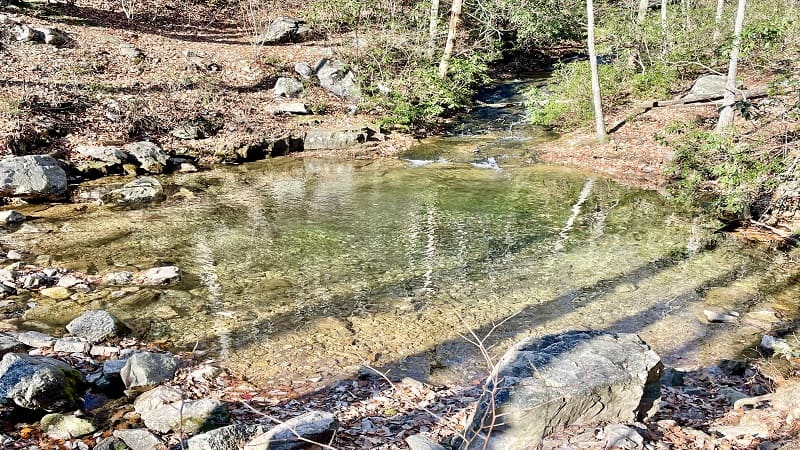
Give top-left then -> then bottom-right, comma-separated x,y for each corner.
2,79 -> 798,388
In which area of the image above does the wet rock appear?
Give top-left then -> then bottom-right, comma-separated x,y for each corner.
274,77 -> 305,98
120,351 -> 179,390
102,177 -> 164,205
141,398 -> 228,434
104,271 -> 134,285
0,210 -> 24,225
244,410 -> 338,450
95,436 -> 131,450
268,103 -> 309,115
133,385 -> 183,414
188,424 -> 266,450
16,331 -> 55,348
303,128 -> 367,150
315,59 -> 359,100
53,336 -> 91,353
294,62 -> 313,79
119,42 -> 144,60
66,310 -> 122,343
139,266 -> 180,285
40,413 -> 96,439
603,424 -> 644,450
0,155 -> 68,200
0,333 -> 26,356
124,141 -> 169,174
113,429 -> 164,450
459,331 -> 662,450
259,17 -> 312,44
40,286 -> 71,299
0,353 -> 84,411
406,434 -> 449,450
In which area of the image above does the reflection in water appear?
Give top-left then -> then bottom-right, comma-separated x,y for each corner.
6,158 -> 798,386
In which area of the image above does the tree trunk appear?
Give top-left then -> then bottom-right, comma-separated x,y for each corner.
661,0 -> 669,54
716,0 -> 746,132
713,0 -> 725,40
587,0 -> 607,142
637,0 -> 649,23
438,0 -> 463,78
429,0 -> 440,46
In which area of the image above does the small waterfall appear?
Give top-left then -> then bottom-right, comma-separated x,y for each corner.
555,178 -> 595,252
194,237 -> 231,358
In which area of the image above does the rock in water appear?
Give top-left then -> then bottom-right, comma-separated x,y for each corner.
0,353 -> 85,411
124,141 -> 169,174
101,177 -> 164,205
120,351 -> 179,390
139,266 -> 180,285
315,59 -> 359,100
303,128 -> 367,150
458,331 -> 662,450
66,310 -> 123,343
188,424 -> 267,450
244,410 -> 338,450
0,155 -> 68,200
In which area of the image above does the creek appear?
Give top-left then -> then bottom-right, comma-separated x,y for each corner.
3,77 -> 798,387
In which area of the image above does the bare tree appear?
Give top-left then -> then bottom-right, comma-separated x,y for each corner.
637,0 -> 649,23
429,0 -> 441,54
587,0 -> 607,141
713,0 -> 726,40
438,0 -> 463,78
661,0 -> 669,54
716,0 -> 747,132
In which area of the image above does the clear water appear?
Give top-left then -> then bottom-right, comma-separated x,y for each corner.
3,77 -> 797,387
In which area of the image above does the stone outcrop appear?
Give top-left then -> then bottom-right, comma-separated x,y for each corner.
0,155 -> 68,200
0,353 -> 85,411
304,128 -> 368,150
459,331 -> 663,450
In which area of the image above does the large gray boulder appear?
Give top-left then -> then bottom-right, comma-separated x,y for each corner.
0,155 -> 68,200
303,128 -> 368,150
124,141 -> 169,174
688,75 -> 742,98
458,331 -> 662,450
66,310 -> 123,343
0,353 -> 85,411
273,77 -> 304,98
244,410 -> 338,450
120,351 -> 179,390
259,17 -> 312,44
140,398 -> 229,434
188,424 -> 267,450
101,177 -> 164,205
315,59 -> 359,100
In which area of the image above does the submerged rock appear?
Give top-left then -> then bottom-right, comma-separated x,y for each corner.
0,155 -> 68,200
138,266 -> 180,285
66,310 -> 123,343
40,286 -> 71,299
102,177 -> 164,205
120,351 -> 179,390
244,410 -> 338,450
0,353 -> 85,411
459,331 -> 662,450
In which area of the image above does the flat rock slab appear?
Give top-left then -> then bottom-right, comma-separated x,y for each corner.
244,410 -> 338,450
459,331 -> 662,450
303,128 -> 367,150
188,424 -> 267,450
